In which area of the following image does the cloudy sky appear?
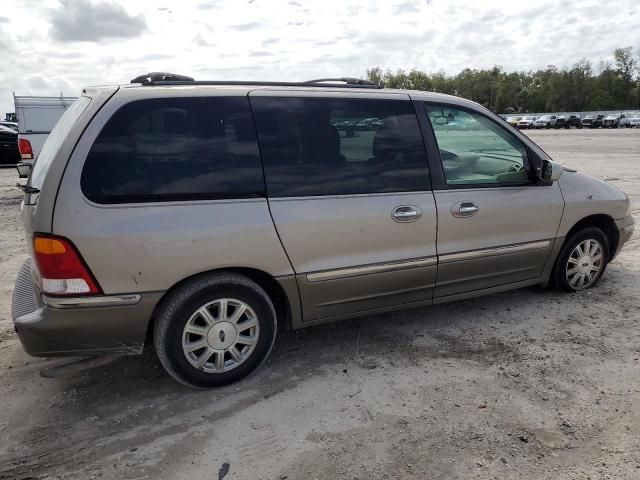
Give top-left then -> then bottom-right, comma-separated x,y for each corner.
1,0 -> 639,115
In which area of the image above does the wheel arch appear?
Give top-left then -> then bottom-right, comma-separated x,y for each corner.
563,214 -> 619,257
146,267 -> 296,343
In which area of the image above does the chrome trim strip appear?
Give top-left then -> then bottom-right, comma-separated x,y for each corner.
439,240 -> 551,264
43,294 -> 142,309
306,257 -> 437,283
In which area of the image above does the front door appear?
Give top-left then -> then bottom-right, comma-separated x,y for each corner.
422,103 -> 564,298
250,91 -> 437,322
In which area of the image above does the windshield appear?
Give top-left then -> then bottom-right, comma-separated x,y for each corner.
29,96 -> 91,189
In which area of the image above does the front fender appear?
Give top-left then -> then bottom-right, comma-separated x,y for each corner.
556,170 -> 631,237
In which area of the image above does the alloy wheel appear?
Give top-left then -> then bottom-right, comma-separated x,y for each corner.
181,298 -> 260,373
565,239 -> 604,290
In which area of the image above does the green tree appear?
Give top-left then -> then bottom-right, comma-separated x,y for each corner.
614,47 -> 636,82
365,47 -> 639,113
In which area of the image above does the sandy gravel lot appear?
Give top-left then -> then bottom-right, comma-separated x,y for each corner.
0,129 -> 638,480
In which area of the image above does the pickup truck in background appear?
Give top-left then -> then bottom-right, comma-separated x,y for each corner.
14,94 -> 77,177
581,114 -> 604,128
618,112 -> 636,128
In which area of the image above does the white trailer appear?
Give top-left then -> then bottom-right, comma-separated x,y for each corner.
14,94 -> 77,173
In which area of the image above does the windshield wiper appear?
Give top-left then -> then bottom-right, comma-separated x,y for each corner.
16,183 -> 40,194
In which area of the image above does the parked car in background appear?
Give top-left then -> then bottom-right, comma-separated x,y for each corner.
555,115 -> 582,129
355,117 -> 383,130
0,121 -> 18,132
629,114 -> 640,128
11,73 -> 634,388
533,115 -> 557,129
517,116 -> 537,129
0,125 -> 20,165
603,113 -> 623,128
581,114 -> 604,128
506,116 -> 522,126
13,94 -> 77,177
619,113 -> 636,128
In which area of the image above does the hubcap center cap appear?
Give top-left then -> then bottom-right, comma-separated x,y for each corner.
577,255 -> 593,274
207,322 -> 237,350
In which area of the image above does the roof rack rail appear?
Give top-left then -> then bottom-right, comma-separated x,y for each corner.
130,72 -> 195,84
303,77 -> 382,87
130,73 -> 384,89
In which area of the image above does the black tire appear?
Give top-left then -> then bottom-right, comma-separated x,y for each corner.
553,227 -> 609,292
154,273 -> 277,388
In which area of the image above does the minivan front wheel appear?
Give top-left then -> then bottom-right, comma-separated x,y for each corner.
554,227 -> 609,292
154,273 -> 277,388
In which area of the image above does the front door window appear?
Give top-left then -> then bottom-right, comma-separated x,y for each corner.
425,105 -> 530,186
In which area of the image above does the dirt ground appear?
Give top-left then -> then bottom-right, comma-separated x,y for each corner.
0,128 -> 638,480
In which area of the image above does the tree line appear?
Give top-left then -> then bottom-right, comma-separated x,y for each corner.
366,47 -> 639,114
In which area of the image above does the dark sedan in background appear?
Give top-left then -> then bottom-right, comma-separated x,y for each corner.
0,125 -> 20,165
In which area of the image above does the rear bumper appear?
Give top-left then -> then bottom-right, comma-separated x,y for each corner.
11,261 -> 162,357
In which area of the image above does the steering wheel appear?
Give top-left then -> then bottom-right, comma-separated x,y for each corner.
499,162 -> 524,174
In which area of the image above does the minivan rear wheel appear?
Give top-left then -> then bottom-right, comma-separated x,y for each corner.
154,273 -> 277,388
553,227 -> 609,292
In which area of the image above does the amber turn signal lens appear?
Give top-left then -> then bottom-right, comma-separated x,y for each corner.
34,237 -> 67,255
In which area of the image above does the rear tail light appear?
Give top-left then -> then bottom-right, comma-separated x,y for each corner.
18,138 -> 33,160
32,234 -> 102,296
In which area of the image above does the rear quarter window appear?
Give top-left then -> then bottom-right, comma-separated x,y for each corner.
81,97 -> 264,203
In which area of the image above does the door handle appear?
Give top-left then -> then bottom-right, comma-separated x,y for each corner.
451,201 -> 479,218
392,205 -> 422,222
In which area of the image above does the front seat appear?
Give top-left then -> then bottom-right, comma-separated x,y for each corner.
370,123 -> 404,164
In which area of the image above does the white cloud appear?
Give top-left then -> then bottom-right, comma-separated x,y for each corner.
1,0 -> 639,115
49,0 -> 147,42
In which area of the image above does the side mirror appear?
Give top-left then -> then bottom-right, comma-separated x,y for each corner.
540,160 -> 562,183
433,116 -> 449,126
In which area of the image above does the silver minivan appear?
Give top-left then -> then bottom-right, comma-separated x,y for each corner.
12,74 -> 634,388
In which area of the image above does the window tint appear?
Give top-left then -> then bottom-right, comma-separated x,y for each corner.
425,105 -> 530,186
251,97 -> 429,197
82,97 -> 264,203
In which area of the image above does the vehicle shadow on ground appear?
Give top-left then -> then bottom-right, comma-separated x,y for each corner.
2,262 -> 638,479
